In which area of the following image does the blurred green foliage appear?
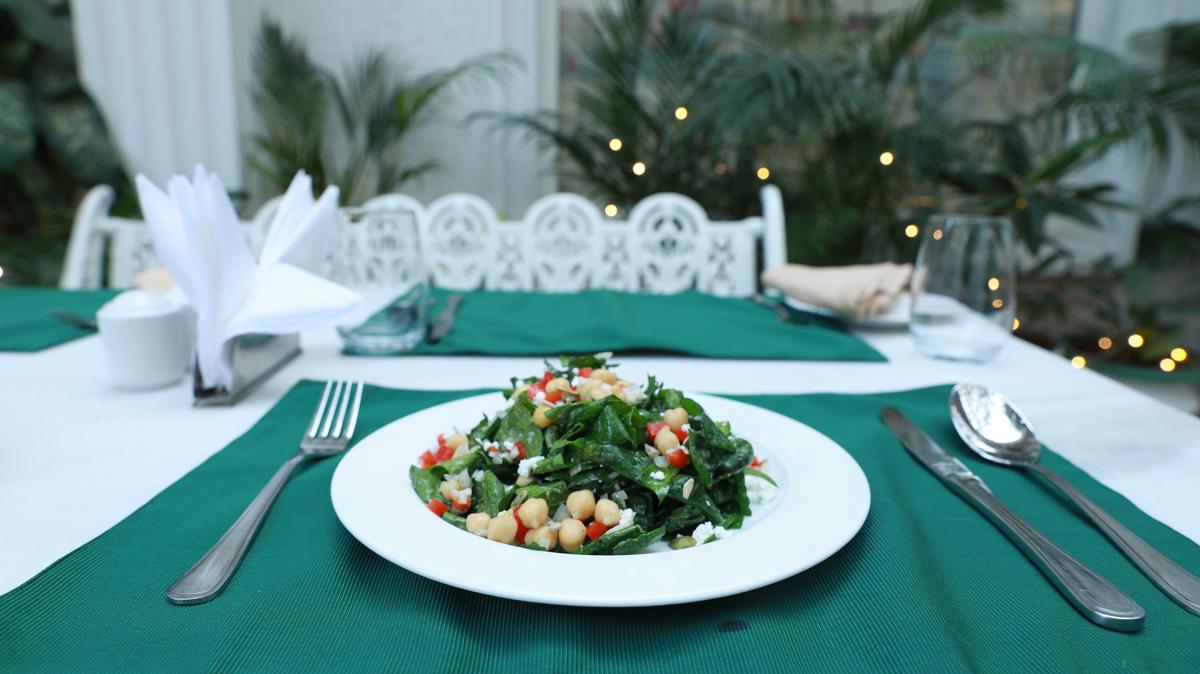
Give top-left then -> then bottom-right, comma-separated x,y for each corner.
0,0 -> 131,285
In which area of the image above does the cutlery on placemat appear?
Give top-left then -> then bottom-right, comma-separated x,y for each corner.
50,310 -> 98,332
880,407 -> 1145,632
426,294 -> 464,344
951,383 -> 1200,616
166,380 -> 364,605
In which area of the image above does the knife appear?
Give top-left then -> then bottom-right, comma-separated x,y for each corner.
50,310 -> 98,332
425,294 -> 465,344
879,407 -> 1145,632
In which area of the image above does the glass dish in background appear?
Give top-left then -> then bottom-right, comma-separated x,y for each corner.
910,214 -> 1017,363
335,208 -> 429,354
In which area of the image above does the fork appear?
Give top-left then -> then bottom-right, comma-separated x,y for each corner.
166,380 -> 364,605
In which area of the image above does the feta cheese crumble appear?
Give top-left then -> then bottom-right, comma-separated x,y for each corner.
517,455 -> 545,478
691,521 -> 733,544
746,472 -> 779,505
609,507 -> 637,532
649,470 -> 665,480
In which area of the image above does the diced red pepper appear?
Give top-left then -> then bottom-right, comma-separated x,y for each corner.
427,499 -> 448,516
646,421 -> 667,442
749,456 -> 765,468
436,433 -> 448,449
514,440 -> 526,460
418,450 -> 436,469
545,388 -> 563,403
539,371 -> 554,385
586,520 -> 609,541
667,450 -> 690,469
514,505 -> 529,542
453,495 -> 471,512
578,367 -> 592,378
673,428 -> 689,443
527,383 -> 544,399
435,444 -> 454,462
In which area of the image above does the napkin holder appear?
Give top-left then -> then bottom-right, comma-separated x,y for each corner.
192,333 -> 301,407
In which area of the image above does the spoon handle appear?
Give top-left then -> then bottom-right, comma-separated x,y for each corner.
1030,463 -> 1200,616
955,478 -> 1146,631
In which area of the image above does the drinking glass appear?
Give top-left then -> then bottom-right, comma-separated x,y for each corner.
336,208 -> 429,354
910,214 -> 1017,362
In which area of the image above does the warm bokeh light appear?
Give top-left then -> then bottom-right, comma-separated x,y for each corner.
1128,333 -> 1145,348
1015,196 -> 1029,210
1071,356 -> 1086,369
879,151 -> 894,166
608,138 -> 622,151
987,277 -> 1000,291
991,298 -> 1004,309
0,265 -> 4,279
1012,318 -> 1020,331
603,203 -> 618,217
714,162 -> 727,175
1098,337 -> 1113,350
1160,358 -> 1176,373
1171,347 -> 1188,362
932,228 -> 943,240
674,106 -> 688,120
632,161 -> 646,175
756,166 -> 770,180
904,224 -> 919,238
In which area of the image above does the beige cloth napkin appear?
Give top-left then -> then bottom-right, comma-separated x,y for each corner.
761,262 -> 912,320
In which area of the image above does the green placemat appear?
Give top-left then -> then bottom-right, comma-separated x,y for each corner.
0,287 -> 119,352
3,383 -> 1197,672
401,290 -> 884,361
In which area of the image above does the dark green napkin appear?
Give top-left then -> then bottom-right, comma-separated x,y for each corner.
401,289 -> 883,361
0,287 -> 119,352
3,382 -> 1197,672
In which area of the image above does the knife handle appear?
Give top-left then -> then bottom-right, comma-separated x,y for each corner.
954,477 -> 1145,632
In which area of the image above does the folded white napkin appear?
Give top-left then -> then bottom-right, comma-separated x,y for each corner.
761,262 -> 912,320
136,167 -> 363,391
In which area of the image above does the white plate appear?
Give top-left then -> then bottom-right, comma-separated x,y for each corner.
331,392 -> 871,607
784,292 -> 911,329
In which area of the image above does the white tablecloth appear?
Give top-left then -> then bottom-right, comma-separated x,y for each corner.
3,329 -> 1198,594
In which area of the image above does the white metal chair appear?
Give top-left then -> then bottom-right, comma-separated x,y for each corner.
62,184 -> 786,297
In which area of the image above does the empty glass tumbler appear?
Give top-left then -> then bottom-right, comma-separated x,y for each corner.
335,208 -> 430,354
909,214 -> 1017,362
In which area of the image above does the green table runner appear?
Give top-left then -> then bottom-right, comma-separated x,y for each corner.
403,290 -> 884,361
0,287 -> 118,352
3,383 -> 1197,672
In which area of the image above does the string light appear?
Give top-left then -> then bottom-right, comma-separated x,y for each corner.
879,151 -> 895,166
756,166 -> 770,180
674,106 -> 688,120
1098,337 -> 1113,350
604,203 -> 618,218
1071,356 -> 1086,369
987,277 -> 1000,291
609,138 -> 623,151
992,298 -> 1004,309
632,161 -> 646,176
1171,347 -> 1188,362
714,162 -> 728,175
1128,333 -> 1145,348
932,228 -> 943,240
904,224 -> 919,238
1012,318 -> 1020,331
1160,358 -> 1176,373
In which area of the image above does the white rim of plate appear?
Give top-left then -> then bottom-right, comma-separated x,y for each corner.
331,392 -> 871,607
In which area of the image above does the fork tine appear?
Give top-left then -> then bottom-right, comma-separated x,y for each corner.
331,379 -> 354,438
343,380 -> 364,440
320,381 -> 344,438
306,381 -> 334,438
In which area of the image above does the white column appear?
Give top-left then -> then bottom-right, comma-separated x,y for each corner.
70,0 -> 243,190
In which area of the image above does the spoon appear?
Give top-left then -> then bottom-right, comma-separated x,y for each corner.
950,382 -> 1200,616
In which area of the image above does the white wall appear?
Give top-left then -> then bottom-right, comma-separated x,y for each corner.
72,0 -> 559,216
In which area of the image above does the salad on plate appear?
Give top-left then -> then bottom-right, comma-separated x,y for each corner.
409,354 -> 777,554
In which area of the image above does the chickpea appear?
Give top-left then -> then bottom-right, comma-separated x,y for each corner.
663,407 -> 688,431
566,489 -> 596,520
654,427 -> 681,453
587,385 -> 611,401
466,512 -> 491,535
594,498 -> 620,526
518,498 -> 549,528
446,433 -> 468,449
525,525 -> 558,551
591,368 -> 618,384
510,385 -> 530,400
533,404 -> 553,429
546,377 -> 571,395
439,481 -> 457,501
558,518 -> 586,552
487,512 -> 518,544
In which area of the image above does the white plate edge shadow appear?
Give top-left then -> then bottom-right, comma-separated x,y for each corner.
331,392 -> 871,607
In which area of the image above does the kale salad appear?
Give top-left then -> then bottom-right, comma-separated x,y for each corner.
409,354 -> 777,554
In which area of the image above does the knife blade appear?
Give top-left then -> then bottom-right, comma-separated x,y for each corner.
879,407 -> 1145,632
425,294 -> 464,344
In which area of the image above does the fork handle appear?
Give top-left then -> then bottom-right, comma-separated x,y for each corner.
166,453 -> 306,604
